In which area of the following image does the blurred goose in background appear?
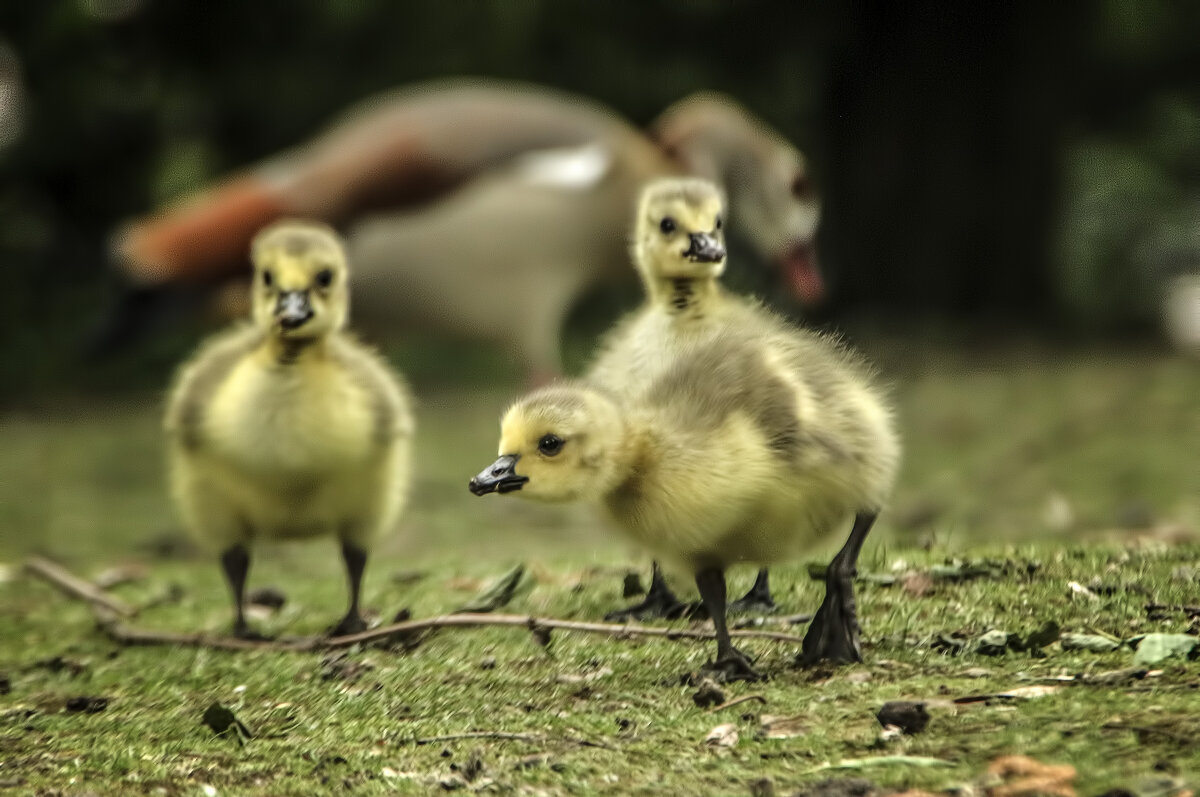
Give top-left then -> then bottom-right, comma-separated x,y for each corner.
589,177 -> 774,620
105,79 -> 822,380
165,220 -> 413,638
469,323 -> 900,680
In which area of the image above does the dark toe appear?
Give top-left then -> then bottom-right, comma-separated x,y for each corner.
703,649 -> 765,683
328,614 -> 368,638
728,595 -> 777,615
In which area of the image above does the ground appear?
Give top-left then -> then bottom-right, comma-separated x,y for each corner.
1,340 -> 1197,795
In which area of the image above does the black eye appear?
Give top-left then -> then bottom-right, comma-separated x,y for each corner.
315,269 -> 334,289
537,434 -> 564,457
791,172 -> 813,199
261,270 -> 273,288
714,216 -> 723,230
659,217 -> 676,234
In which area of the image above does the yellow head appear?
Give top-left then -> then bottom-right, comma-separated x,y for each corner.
633,178 -> 727,283
468,384 -> 627,503
250,219 -> 349,340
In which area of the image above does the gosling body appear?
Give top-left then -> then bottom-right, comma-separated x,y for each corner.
166,220 -> 412,637
472,324 -> 899,679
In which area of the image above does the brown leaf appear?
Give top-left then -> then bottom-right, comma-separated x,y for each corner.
704,723 -> 739,748
759,714 -> 807,739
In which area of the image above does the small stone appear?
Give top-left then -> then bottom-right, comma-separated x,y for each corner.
692,678 -> 726,708
875,701 -> 930,734
246,586 -> 286,609
65,696 -> 108,714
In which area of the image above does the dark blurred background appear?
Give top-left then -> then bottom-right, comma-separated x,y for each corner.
1,0 -> 1199,399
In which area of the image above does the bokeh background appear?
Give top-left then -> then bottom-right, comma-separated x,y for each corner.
0,1 -> 1197,569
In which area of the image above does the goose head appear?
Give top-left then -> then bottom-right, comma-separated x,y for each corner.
250,219 -> 349,340
633,178 -> 727,284
469,384 -> 627,503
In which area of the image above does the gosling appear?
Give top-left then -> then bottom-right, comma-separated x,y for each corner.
165,220 -> 413,638
589,177 -> 769,620
470,329 -> 899,681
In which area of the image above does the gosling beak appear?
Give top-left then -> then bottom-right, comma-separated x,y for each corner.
275,291 -> 313,330
468,454 -> 529,496
684,232 -> 726,263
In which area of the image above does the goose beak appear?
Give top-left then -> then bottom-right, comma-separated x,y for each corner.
468,454 -> 529,496
275,291 -> 313,330
684,232 -> 725,263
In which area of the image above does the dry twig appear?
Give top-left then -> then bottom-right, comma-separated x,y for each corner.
706,694 -> 768,713
26,558 -> 806,653
24,556 -> 137,618
410,731 -> 612,750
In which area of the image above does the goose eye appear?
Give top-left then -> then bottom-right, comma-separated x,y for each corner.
261,270 -> 273,288
315,269 -> 334,289
659,217 -> 676,234
791,172 -> 813,199
537,434 -> 564,457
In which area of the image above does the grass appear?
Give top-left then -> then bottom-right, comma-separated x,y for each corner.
1,339 -> 1198,795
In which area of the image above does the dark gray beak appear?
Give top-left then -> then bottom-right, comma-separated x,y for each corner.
275,291 -> 313,329
468,454 -> 529,496
684,232 -> 726,263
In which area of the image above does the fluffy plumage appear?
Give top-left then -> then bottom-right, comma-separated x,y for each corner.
165,220 -> 412,637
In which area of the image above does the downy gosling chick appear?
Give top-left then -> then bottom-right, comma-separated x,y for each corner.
589,177 -> 771,620
470,329 -> 899,681
165,220 -> 413,638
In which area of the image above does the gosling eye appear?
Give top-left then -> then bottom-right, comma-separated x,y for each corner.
537,434 -> 564,457
261,270 -> 274,289
714,216 -> 723,231
659,217 -> 676,235
314,268 -> 334,289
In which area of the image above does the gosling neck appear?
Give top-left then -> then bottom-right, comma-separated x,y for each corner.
260,332 -> 330,367
645,273 -> 722,318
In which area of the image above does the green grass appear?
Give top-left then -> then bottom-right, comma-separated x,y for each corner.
1,341 -> 1198,795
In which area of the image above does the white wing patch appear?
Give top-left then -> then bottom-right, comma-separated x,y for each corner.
513,142 -> 612,190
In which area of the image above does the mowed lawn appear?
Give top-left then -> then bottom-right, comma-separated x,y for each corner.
1,341 -> 1197,795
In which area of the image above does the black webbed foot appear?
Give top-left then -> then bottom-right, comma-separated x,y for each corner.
798,578 -> 861,665
728,568 -> 776,615
328,612 -> 368,638
605,563 -> 698,621
703,647 -> 765,683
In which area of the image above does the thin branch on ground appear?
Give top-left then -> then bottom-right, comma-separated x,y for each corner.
706,694 -> 767,713
92,611 -> 806,652
24,556 -> 138,618
28,558 -> 807,652
410,731 -> 613,750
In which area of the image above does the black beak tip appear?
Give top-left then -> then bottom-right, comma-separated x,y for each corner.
468,478 -> 492,496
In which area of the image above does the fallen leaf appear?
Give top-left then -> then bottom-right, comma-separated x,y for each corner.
900,571 -> 933,597
976,630 -> 1011,655
704,723 -> 738,748
805,756 -> 954,774
999,685 -> 1062,699
1133,634 -> 1198,666
1024,621 -> 1061,650
1067,581 -> 1099,601
759,714 -> 808,739
454,565 -> 526,613
1060,633 -> 1120,653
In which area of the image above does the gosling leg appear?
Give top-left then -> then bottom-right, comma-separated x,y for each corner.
728,567 -> 777,614
329,539 -> 369,637
220,544 -> 266,640
695,567 -> 763,682
605,561 -> 695,621
800,512 -> 877,665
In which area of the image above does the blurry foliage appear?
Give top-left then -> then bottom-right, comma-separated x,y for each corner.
1,1 -> 1199,400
